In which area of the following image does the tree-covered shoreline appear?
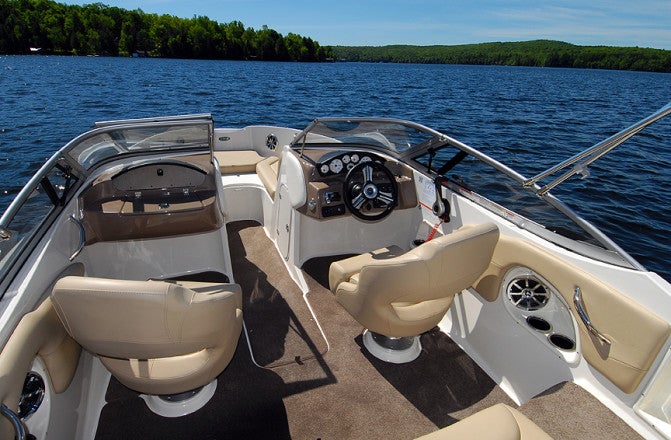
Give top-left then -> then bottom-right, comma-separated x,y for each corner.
333,41 -> 671,73
0,0 -> 334,61
2,1 -> 669,72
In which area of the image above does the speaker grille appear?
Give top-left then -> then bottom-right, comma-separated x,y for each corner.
506,276 -> 550,311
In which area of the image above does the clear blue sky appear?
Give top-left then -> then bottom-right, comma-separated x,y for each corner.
64,0 -> 671,49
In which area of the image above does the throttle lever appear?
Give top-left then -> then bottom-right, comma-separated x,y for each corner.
432,177 -> 450,221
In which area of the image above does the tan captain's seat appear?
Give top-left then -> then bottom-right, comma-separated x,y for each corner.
51,276 -> 243,414
415,403 -> 552,439
329,223 -> 499,363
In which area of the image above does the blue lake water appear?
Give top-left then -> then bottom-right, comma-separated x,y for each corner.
1,56 -> 670,280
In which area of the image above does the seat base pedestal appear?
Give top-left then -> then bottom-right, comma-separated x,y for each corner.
363,330 -> 421,363
140,379 -> 217,418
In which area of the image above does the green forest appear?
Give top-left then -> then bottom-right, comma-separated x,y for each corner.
333,41 -> 671,73
1,1 -> 670,72
0,0 -> 335,61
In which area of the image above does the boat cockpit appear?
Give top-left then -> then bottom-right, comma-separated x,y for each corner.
1,109 -> 671,439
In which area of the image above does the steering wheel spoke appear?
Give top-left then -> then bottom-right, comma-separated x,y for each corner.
377,190 -> 395,205
362,164 -> 374,182
351,192 -> 366,210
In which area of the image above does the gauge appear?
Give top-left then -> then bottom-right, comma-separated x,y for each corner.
342,155 -> 350,164
320,164 -> 330,174
329,159 -> 344,174
351,154 -> 360,163
360,156 -> 372,163
347,163 -> 355,171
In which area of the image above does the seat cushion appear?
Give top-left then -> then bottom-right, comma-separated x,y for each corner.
214,150 -> 263,174
328,245 -> 405,292
415,403 -> 552,440
329,223 -> 499,337
51,277 -> 244,394
256,156 -> 280,198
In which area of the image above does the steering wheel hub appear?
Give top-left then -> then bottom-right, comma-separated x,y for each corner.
363,183 -> 379,199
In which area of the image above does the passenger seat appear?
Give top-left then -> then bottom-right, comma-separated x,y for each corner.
415,403 -> 552,439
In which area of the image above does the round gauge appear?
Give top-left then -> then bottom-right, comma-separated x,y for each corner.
360,156 -> 372,163
342,155 -> 350,164
347,163 -> 355,171
329,159 -> 344,174
351,154 -> 360,163
320,164 -> 330,174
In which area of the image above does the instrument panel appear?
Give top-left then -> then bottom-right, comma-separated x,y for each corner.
297,149 -> 417,220
316,152 -> 379,177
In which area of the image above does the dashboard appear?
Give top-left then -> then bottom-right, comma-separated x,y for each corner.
79,154 -> 223,243
297,149 -> 418,220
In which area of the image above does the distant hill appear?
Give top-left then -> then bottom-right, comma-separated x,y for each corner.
2,0 -> 668,72
332,40 -> 671,73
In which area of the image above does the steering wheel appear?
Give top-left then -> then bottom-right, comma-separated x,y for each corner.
343,161 -> 398,221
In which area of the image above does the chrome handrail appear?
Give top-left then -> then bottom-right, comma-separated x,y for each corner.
525,101 -> 671,195
1,404 -> 27,440
573,286 -> 611,345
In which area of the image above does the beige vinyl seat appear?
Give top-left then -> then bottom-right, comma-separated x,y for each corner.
329,223 -> 499,362
415,403 -> 552,439
51,276 -> 243,399
256,156 -> 281,199
213,150 -> 264,174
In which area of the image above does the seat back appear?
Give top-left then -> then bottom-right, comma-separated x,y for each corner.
333,223 -> 499,337
51,276 -> 243,395
51,276 -> 241,360
358,223 -> 500,304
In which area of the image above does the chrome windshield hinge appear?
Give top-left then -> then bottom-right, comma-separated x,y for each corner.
0,228 -> 11,240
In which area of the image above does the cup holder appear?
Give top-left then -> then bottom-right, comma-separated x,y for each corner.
526,316 -> 551,332
548,334 -> 575,351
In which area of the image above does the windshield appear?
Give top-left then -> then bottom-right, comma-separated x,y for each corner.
412,142 -> 639,269
0,115 -> 214,295
291,117 -> 633,266
291,118 -> 442,156
67,115 -> 213,170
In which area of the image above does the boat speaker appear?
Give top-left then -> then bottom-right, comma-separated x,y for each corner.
506,275 -> 550,311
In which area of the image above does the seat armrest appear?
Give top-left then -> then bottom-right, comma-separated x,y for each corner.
328,246 -> 404,292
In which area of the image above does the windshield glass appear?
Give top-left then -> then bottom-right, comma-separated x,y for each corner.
67,117 -> 212,170
292,118 -> 440,155
419,149 -> 598,241
413,144 -> 634,268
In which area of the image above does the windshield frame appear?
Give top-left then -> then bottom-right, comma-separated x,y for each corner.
0,114 -> 214,297
291,117 -> 448,158
409,132 -> 643,270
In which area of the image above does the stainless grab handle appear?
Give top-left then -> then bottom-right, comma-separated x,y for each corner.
1,404 -> 27,440
573,286 -> 611,345
68,215 -> 85,261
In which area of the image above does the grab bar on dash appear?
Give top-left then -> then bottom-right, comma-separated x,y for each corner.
573,286 -> 611,345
